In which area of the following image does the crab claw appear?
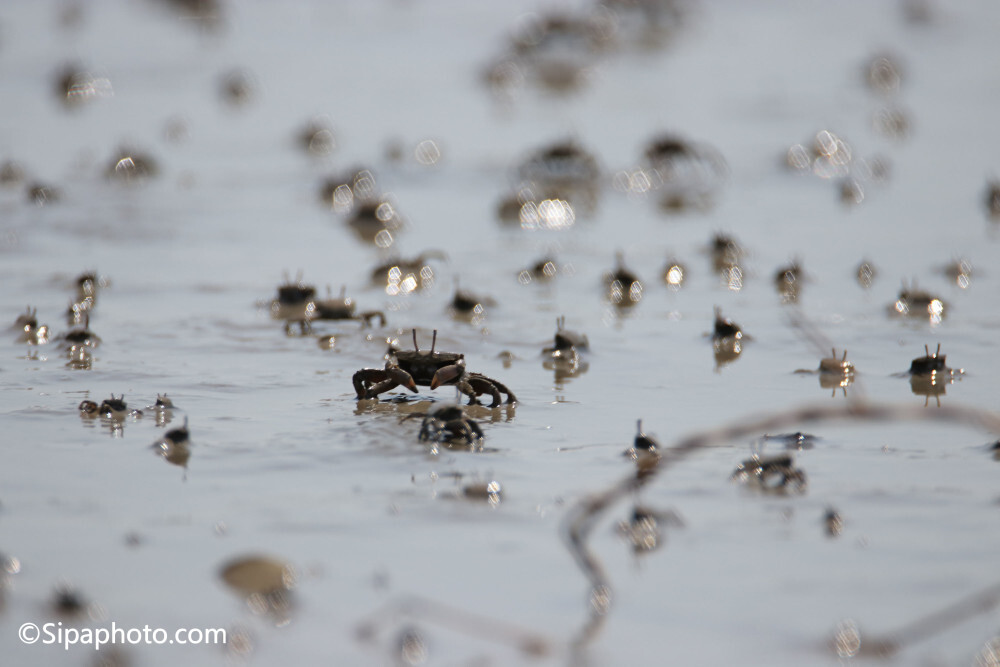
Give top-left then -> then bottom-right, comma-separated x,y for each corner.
430,364 -> 463,390
388,367 -> 418,392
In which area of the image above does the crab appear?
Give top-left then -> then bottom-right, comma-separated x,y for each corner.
311,286 -> 386,327
370,250 -> 446,293
774,261 -> 804,302
795,348 -> 856,395
890,283 -> 945,322
731,452 -> 807,494
416,404 -> 484,445
543,316 -> 589,384
153,418 -> 191,467
59,313 -> 101,350
905,344 -> 962,406
543,316 -> 588,361
616,505 -> 684,554
605,252 -> 643,306
353,329 -> 517,407
623,419 -> 660,469
13,306 -> 49,345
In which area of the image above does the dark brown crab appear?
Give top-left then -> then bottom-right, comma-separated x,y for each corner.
890,282 -> 945,322
904,344 -> 962,406
353,330 -> 517,407
13,306 -> 49,345
543,316 -> 589,384
311,286 -> 386,327
795,348 -> 856,395
731,452 -> 807,494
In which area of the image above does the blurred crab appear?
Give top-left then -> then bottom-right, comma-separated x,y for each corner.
415,404 -> 484,445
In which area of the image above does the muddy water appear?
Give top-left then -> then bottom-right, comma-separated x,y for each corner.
2,1 -> 1000,665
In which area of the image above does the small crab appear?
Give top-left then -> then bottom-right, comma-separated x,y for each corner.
518,255 -> 559,284
795,348 -> 856,395
311,286 -> 386,327
543,316 -> 589,384
731,452 -> 807,494
905,344 -> 962,406
347,199 -> 404,245
416,404 -> 484,445
370,250 -> 446,293
270,272 -> 316,330
105,146 -> 158,183
617,505 -> 684,554
296,116 -> 335,157
908,343 -> 956,376
153,418 -> 191,467
890,283 -> 945,322
99,394 -> 129,420
623,419 -> 660,470
449,285 -> 494,322
759,432 -> 820,451
604,252 -> 643,307
13,306 -> 49,345
642,133 -> 728,212
543,315 -> 588,360
774,261 -> 804,302
353,329 -> 517,406
59,313 -> 101,350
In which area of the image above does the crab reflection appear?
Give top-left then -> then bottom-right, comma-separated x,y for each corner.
354,397 -> 514,425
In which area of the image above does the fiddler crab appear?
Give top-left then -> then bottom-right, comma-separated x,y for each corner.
903,343 -> 963,406
774,260 -> 804,302
711,307 -> 746,368
353,329 -> 517,407
13,306 -> 49,345
731,452 -> 807,495
623,420 -> 661,471
414,404 -> 484,446
889,282 -> 945,323
370,250 -> 446,294
542,316 -> 590,385
604,252 -> 643,307
152,417 -> 191,468
617,505 -> 684,555
270,274 -> 385,334
795,348 -> 856,396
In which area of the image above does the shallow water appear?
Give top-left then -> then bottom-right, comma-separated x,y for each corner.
2,1 -> 1000,665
